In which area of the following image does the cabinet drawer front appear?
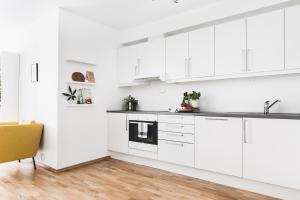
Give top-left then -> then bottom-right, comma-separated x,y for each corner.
128,114 -> 157,121
158,140 -> 194,167
158,123 -> 194,134
159,131 -> 194,143
158,115 -> 194,124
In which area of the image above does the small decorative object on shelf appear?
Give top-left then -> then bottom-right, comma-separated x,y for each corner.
76,88 -> 93,105
179,91 -> 201,112
62,86 -> 77,104
86,71 -> 95,83
72,72 -> 85,82
123,95 -> 138,111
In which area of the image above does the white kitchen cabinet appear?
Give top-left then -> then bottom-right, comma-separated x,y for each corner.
158,115 -> 194,125
246,10 -> 284,72
243,118 -> 300,190
189,27 -> 215,77
135,42 -> 150,77
108,113 -> 128,154
215,19 -> 246,75
195,117 -> 243,177
118,45 -> 136,85
158,140 -> 194,167
285,5 -> 300,69
166,33 -> 189,80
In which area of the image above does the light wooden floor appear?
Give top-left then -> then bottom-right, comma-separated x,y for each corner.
0,158 -> 277,200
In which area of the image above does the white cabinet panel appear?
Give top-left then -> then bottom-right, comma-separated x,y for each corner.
285,5 -> 300,69
158,140 -> 194,167
118,46 -> 136,85
195,117 -> 243,177
247,10 -> 284,72
158,115 -> 194,125
189,27 -> 215,77
159,123 -> 194,134
136,42 -> 150,77
159,131 -> 194,144
215,19 -> 246,75
108,113 -> 128,154
243,118 -> 300,190
166,33 -> 189,80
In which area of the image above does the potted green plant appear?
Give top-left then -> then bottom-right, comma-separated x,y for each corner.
188,91 -> 201,108
62,86 -> 77,104
123,95 -> 138,111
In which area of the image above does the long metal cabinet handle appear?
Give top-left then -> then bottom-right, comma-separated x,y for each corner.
166,141 -> 184,147
205,118 -> 228,121
126,115 -> 128,131
243,120 -> 249,144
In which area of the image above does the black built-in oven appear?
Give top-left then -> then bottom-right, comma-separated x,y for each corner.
129,120 -> 158,145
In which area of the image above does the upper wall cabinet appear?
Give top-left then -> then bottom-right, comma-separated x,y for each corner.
215,19 -> 246,75
166,27 -> 214,80
285,5 -> 300,70
246,10 -> 284,72
118,37 -> 165,86
166,33 -> 189,80
118,45 -> 137,85
189,27 -> 215,78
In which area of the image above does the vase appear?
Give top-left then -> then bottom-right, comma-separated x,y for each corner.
190,100 -> 199,108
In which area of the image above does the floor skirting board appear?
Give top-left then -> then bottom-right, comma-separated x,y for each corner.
110,151 -> 300,200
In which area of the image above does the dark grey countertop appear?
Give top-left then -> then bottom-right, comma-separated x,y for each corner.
107,110 -> 300,120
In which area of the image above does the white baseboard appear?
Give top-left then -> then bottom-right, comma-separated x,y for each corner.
110,151 -> 300,200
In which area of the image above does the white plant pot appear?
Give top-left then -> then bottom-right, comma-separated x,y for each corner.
190,100 -> 199,108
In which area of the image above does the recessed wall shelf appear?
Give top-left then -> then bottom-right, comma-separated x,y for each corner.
66,81 -> 96,86
66,59 -> 96,66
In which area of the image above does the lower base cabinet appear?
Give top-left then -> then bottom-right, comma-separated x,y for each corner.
243,118 -> 300,190
195,117 -> 243,177
108,113 -> 128,154
158,140 -> 194,167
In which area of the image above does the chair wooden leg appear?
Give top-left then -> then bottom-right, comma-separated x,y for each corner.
32,157 -> 36,170
18,160 -> 20,163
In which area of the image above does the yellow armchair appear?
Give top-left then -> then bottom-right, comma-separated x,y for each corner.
0,121 -> 43,169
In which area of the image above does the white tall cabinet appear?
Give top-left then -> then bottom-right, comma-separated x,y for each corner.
215,19 -> 246,75
285,5 -> 300,69
108,113 -> 128,154
246,10 -> 284,72
243,118 -> 300,190
195,117 -> 243,177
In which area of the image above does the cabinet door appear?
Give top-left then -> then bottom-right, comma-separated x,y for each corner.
166,33 -> 189,80
189,27 -> 214,78
243,118 -> 300,190
136,42 -> 150,77
118,46 -> 137,85
285,5 -> 300,69
247,10 -> 284,72
158,140 -> 194,167
195,117 -> 243,177
215,19 -> 246,75
108,113 -> 128,154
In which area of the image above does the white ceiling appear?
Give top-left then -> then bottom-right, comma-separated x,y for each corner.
0,0 -> 223,31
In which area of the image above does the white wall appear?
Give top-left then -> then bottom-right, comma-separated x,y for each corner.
0,52 -> 19,121
19,9 -> 59,169
57,9 -> 122,169
120,0 -> 300,114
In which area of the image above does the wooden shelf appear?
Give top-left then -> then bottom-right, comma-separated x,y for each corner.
66,59 -> 96,66
66,81 -> 96,86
